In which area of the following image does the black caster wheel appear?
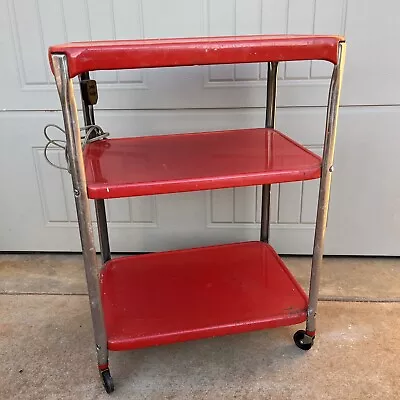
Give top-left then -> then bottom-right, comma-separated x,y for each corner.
100,368 -> 115,394
293,330 -> 315,351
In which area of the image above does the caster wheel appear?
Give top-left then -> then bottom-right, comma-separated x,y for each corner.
100,368 -> 115,394
293,330 -> 314,351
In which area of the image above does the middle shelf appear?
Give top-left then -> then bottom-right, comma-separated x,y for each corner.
84,128 -> 321,199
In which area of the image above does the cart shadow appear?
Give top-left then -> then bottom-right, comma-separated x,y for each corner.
110,326 -> 309,395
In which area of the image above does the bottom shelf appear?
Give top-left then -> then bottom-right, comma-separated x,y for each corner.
100,241 -> 308,351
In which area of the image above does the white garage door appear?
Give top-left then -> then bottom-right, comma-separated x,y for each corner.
1,0 -> 400,255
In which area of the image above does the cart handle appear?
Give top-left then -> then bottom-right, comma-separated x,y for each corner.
49,35 -> 344,78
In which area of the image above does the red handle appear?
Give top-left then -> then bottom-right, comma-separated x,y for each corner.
49,35 -> 344,78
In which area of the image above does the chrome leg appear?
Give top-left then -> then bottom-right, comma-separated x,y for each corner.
52,55 -> 109,370
306,42 -> 346,336
79,72 -> 111,264
260,62 -> 278,242
94,200 -> 111,263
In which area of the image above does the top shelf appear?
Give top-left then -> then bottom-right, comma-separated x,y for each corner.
49,35 -> 344,78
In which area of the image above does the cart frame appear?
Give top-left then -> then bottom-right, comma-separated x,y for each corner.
50,37 -> 346,392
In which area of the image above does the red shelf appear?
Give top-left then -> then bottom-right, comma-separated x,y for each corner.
100,241 -> 308,351
49,35 -> 343,78
84,128 -> 321,199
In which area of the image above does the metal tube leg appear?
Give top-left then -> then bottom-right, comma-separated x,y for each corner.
260,62 -> 278,242
306,42 -> 346,337
79,73 -> 111,264
95,200 -> 111,263
260,184 -> 271,241
52,55 -> 109,372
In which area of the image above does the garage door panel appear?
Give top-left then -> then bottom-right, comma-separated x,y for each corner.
2,106 -> 396,255
0,0 -> 373,110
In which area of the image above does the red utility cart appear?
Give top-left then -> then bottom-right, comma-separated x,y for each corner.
48,34 -> 346,393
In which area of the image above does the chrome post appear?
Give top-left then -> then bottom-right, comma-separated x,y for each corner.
79,72 -> 111,264
260,62 -> 278,242
52,55 -> 109,369
306,42 -> 346,335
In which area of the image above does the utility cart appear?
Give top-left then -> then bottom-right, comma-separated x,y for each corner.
48,35 -> 346,393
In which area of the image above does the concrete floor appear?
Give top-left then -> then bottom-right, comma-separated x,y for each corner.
1,254 -> 400,399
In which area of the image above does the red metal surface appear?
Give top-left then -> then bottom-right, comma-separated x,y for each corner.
84,128 -> 321,199
49,35 -> 343,78
100,241 -> 308,351
98,364 -> 109,371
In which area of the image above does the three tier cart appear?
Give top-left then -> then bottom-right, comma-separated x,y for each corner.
48,35 -> 346,393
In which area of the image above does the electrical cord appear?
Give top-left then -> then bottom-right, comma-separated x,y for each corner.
43,124 -> 109,172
